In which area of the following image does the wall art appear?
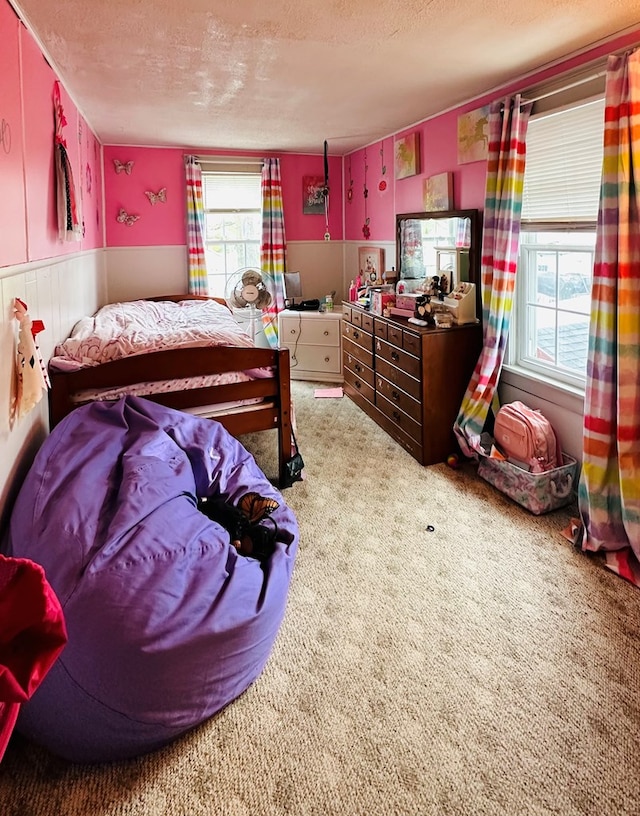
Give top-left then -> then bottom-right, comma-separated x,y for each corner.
358,246 -> 385,286
423,172 -> 453,211
113,159 -> 134,175
116,208 -> 139,226
457,105 -> 490,164
394,132 -> 420,180
302,175 -> 325,214
145,187 -> 167,205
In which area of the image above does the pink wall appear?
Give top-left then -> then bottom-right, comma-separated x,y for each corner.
104,146 -> 187,247
0,0 -> 103,268
7,0 -> 640,264
278,153 -> 343,241
102,147 -> 344,246
0,0 -> 27,265
343,27 -> 640,243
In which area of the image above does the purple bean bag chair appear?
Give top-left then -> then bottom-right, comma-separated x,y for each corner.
4,396 -> 298,763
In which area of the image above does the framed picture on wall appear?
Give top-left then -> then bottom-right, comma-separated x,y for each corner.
394,132 -> 420,180
423,172 -> 453,211
302,175 -> 325,214
457,105 -> 490,164
358,246 -> 385,285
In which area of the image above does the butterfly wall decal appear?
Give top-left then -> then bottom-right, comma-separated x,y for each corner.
113,159 -> 134,175
145,187 -> 167,205
116,208 -> 139,226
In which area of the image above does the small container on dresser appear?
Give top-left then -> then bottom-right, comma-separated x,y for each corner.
342,301 -> 482,466
278,310 -> 343,382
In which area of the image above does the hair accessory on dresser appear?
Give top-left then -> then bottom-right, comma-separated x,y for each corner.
145,188 -> 167,205
113,159 -> 134,175
116,208 -> 139,226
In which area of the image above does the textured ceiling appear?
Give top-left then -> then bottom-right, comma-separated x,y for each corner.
10,0 -> 640,155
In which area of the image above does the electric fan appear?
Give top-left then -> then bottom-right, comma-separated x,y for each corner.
225,267 -> 276,344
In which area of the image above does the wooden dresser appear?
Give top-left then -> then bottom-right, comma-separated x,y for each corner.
342,302 -> 482,465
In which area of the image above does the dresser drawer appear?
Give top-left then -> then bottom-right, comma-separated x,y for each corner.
375,357 -> 421,400
344,367 -> 375,403
376,392 -> 422,443
342,304 -> 352,321
375,375 -> 421,423
375,338 -> 421,380
344,350 -> 375,386
286,343 -> 342,375
343,322 -> 373,353
402,331 -> 422,356
343,335 -> 374,370
374,408 -> 423,461
374,318 -> 388,341
280,316 -> 340,346
388,324 -> 403,347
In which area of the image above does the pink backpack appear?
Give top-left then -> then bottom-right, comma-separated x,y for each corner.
493,401 -> 562,473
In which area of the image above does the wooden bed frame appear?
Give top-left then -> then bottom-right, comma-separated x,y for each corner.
47,295 -> 293,487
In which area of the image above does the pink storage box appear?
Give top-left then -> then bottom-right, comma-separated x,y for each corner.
477,453 -> 578,515
395,293 -> 421,311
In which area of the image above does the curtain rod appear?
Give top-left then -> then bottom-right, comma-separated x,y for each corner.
193,155 -> 264,165
522,69 -> 607,106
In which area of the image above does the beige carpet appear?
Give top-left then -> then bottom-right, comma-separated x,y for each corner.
2,381 -> 640,815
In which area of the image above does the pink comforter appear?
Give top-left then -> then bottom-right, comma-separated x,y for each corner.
50,299 -> 254,372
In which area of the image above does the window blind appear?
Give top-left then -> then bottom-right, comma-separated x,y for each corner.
521,96 -> 605,223
202,172 -> 262,210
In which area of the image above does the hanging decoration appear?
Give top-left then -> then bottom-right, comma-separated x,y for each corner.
113,159 -> 134,175
53,81 -> 82,242
1,118 -> 11,154
322,139 -> 330,240
145,188 -> 167,205
116,208 -> 139,226
11,298 -> 50,426
347,157 -> 353,202
378,141 -> 387,192
362,149 -> 370,239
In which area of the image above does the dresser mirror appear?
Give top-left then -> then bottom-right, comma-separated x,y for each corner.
396,209 -> 481,311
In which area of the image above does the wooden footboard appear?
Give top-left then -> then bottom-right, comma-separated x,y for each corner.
48,345 -> 293,488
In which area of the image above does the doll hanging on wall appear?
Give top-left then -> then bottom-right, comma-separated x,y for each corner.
11,298 -> 50,426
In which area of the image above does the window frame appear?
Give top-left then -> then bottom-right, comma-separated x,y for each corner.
200,162 -> 263,299
511,225 -> 596,390
505,92 -> 605,393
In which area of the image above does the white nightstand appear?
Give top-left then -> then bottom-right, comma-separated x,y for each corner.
278,310 -> 343,382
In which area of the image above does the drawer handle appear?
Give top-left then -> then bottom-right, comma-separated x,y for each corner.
323,330 -> 329,336
324,356 -> 330,363
355,363 -> 362,373
353,330 -> 360,340
355,380 -> 361,389
289,329 -> 296,335
391,351 -> 400,361
392,410 -> 401,423
391,390 -> 400,402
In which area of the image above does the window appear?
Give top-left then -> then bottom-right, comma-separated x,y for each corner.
509,94 -> 605,389
201,164 -> 262,298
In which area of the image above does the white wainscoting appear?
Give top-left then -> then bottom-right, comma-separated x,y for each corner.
0,250 -> 105,528
283,241 -> 346,303
104,242 -> 348,305
104,246 -> 189,303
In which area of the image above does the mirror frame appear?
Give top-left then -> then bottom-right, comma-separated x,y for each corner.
395,208 -> 482,319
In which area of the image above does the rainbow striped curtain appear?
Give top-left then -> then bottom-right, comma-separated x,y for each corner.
454,96 -> 532,456
260,159 -> 287,347
578,51 -> 640,584
184,155 -> 208,296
